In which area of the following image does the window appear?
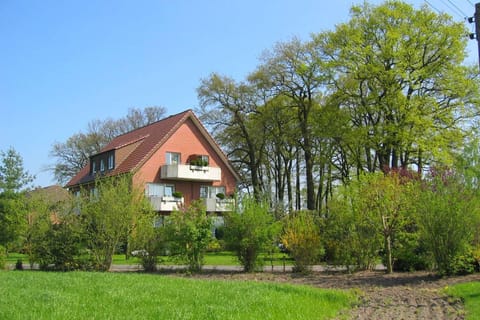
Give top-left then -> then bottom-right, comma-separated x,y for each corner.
92,161 -> 97,174
200,186 -> 226,198
108,154 -> 114,170
146,183 -> 175,197
166,152 -> 180,165
200,155 -> 209,165
100,159 -> 105,172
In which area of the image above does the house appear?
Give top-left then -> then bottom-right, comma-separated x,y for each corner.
65,110 -> 240,216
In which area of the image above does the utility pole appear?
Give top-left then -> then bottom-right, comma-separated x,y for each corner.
468,3 -> 480,69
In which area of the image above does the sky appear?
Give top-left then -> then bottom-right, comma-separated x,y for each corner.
0,0 -> 478,187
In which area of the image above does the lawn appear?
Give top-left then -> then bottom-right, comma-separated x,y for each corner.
445,281 -> 480,320
0,271 -> 355,320
9,251 -> 294,267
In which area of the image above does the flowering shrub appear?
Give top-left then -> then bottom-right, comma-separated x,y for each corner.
281,211 -> 323,273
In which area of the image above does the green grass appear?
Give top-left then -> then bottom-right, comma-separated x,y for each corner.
0,271 -> 356,320
7,251 -> 294,268
445,281 -> 480,319
112,251 -> 294,266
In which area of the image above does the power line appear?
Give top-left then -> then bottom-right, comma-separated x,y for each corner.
466,0 -> 475,7
446,0 -> 469,17
438,0 -> 467,19
424,0 -> 442,14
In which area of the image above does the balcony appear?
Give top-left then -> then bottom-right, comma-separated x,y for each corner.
160,164 -> 221,181
204,198 -> 235,212
149,196 -> 184,211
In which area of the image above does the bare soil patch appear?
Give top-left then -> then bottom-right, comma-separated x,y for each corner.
173,270 -> 480,320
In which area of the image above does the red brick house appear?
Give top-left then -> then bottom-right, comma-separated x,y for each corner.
65,110 -> 240,214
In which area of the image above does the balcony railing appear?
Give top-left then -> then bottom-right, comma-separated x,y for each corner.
160,164 -> 221,181
203,198 -> 235,212
149,196 -> 184,211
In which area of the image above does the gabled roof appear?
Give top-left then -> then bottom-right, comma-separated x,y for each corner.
65,109 -> 240,188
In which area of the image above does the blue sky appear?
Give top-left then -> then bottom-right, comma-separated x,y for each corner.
0,0 -> 478,187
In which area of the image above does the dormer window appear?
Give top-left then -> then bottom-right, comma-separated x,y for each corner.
92,161 -> 97,174
100,159 -> 105,172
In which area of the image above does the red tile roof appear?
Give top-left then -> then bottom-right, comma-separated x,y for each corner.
65,109 -> 239,188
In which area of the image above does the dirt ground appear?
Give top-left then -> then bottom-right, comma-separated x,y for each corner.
175,270 -> 480,320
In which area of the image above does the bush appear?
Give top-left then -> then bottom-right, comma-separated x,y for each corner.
165,201 -> 212,272
129,210 -> 165,272
391,229 -> 429,272
281,211 -> 323,273
324,193 -> 381,272
224,198 -> 280,272
416,170 -> 480,275
0,245 -> 5,270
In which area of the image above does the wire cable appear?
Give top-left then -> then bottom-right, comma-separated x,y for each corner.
446,0 -> 469,17
437,0 -> 467,19
424,0 -> 442,14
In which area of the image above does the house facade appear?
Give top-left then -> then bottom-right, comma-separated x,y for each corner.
65,110 -> 240,214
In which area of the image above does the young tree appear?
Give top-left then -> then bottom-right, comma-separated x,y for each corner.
81,174 -> 152,271
0,147 -> 34,195
224,197 -> 280,272
164,200 -> 212,272
0,147 -> 34,250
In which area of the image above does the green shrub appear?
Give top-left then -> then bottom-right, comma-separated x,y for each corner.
165,201 -> 212,272
224,198 -> 280,272
391,228 -> 429,272
0,245 -> 6,270
416,169 -> 480,275
281,211 -> 323,273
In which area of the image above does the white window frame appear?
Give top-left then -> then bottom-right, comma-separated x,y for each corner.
146,183 -> 175,197
200,186 -> 226,198
166,152 -> 181,165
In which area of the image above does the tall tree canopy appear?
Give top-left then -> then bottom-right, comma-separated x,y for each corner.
197,1 -> 480,211
50,106 -> 166,185
316,0 -> 480,174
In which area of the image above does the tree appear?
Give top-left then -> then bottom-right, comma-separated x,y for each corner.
251,38 -> 327,210
80,174 -> 152,271
197,74 -> 267,200
50,106 -> 166,184
315,1 -> 480,174
224,197 -> 280,272
164,200 -> 212,272
0,147 -> 34,250
0,147 -> 34,195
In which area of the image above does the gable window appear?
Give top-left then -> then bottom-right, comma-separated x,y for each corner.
166,152 -> 180,165
108,154 -> 114,170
